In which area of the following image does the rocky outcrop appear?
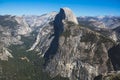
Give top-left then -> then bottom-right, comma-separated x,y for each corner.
94,71 -> 120,80
0,47 -> 13,61
44,8 -> 116,80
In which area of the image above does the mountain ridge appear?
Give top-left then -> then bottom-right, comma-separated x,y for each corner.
0,7 -> 120,80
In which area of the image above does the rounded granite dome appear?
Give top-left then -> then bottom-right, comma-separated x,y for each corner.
59,7 -> 78,24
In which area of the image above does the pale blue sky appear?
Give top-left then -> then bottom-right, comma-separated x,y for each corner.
0,0 -> 120,16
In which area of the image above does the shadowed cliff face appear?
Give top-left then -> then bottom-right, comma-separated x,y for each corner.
44,8 -> 65,63
44,8 -> 79,63
108,44 -> 120,71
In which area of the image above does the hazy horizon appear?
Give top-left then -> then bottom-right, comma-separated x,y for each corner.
0,0 -> 120,16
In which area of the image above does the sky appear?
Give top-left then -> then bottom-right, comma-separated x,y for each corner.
0,0 -> 120,16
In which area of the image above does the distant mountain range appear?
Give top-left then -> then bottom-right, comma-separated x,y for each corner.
78,16 -> 120,29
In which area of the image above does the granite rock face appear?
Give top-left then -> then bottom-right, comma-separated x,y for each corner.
59,8 -> 78,24
44,8 -> 116,80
